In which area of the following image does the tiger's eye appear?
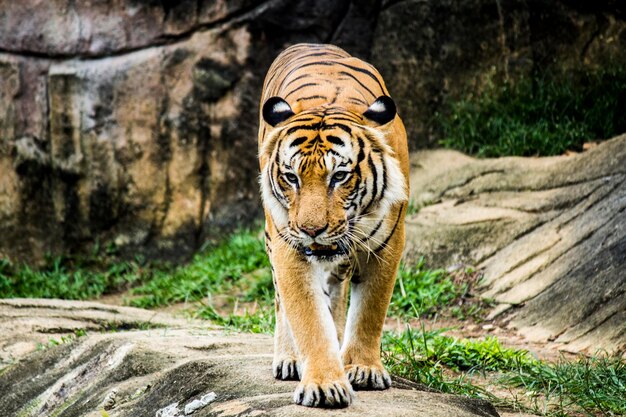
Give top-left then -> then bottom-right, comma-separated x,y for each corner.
331,171 -> 348,183
285,173 -> 299,184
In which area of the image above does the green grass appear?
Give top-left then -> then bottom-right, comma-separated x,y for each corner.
391,259 -> 459,317
129,229 -> 271,309
0,228 -> 275,333
391,260 -> 493,321
436,65 -> 626,157
36,329 -> 88,351
0,257 -> 144,300
196,303 -> 275,333
502,355 -> 626,416
382,325 -> 536,398
383,322 -> 626,417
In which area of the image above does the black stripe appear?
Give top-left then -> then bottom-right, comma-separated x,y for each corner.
295,60 -> 336,69
266,50 -> 323,88
294,51 -> 345,60
362,154 -> 378,214
269,161 -> 284,203
326,135 -> 345,146
283,73 -> 311,89
338,70 -> 376,98
296,95 -> 326,102
374,204 -> 404,253
287,124 -> 320,135
356,138 -> 365,163
330,86 -> 341,104
327,148 -> 342,158
322,123 -> 351,134
290,136 -> 308,147
335,62 -> 386,94
358,183 -> 368,206
289,149 -> 304,163
327,116 -> 360,123
282,61 -> 334,83
276,175 -> 288,193
285,82 -> 319,99
367,219 -> 384,239
338,159 -> 352,167
380,156 -> 388,201
347,97 -> 368,106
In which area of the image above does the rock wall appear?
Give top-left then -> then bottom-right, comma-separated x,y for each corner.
1,0 -> 625,262
405,135 -> 626,354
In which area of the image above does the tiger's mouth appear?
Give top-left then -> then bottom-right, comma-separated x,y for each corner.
301,242 -> 348,260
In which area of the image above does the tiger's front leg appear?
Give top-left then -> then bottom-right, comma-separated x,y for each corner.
272,284 -> 300,381
271,249 -> 355,408
341,214 -> 405,390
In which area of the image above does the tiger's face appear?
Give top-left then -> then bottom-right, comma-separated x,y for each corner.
260,97 -> 406,262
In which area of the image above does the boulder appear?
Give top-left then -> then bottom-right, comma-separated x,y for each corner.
0,299 -> 502,417
1,0 -> 625,263
405,134 -> 626,354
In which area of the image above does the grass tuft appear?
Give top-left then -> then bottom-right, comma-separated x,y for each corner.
383,325 -> 537,379
391,259 -> 491,321
391,259 -> 458,317
0,257 -> 143,300
502,354 -> 626,416
436,65 -> 626,157
129,229 -> 271,309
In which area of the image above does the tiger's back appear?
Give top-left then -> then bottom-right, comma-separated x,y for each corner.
262,43 -> 388,112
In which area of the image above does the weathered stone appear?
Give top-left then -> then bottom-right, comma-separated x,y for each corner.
0,298 -> 199,367
405,134 -> 626,354
0,0 -> 262,57
0,299 -> 502,417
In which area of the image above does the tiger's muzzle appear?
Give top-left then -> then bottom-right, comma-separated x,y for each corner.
300,240 -> 349,261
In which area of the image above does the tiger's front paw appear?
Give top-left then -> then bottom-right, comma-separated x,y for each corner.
345,363 -> 391,390
273,356 -> 301,380
293,377 -> 355,408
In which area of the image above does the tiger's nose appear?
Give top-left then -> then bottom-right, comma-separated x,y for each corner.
300,224 -> 328,238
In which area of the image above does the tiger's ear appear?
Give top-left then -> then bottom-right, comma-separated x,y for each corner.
363,96 -> 396,125
262,97 -> 295,127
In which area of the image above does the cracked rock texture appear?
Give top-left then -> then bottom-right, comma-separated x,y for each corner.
405,134 -> 626,354
0,299 -> 502,417
1,0 -> 625,262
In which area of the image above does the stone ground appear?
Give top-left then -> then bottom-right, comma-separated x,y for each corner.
405,134 -> 626,356
0,298 -> 528,417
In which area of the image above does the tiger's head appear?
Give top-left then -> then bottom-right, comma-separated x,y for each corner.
260,96 -> 407,262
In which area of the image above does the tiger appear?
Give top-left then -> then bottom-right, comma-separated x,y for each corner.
258,43 -> 409,408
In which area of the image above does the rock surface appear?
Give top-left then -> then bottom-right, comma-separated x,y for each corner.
406,134 -> 626,354
1,0 -> 625,263
0,299 -> 502,417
